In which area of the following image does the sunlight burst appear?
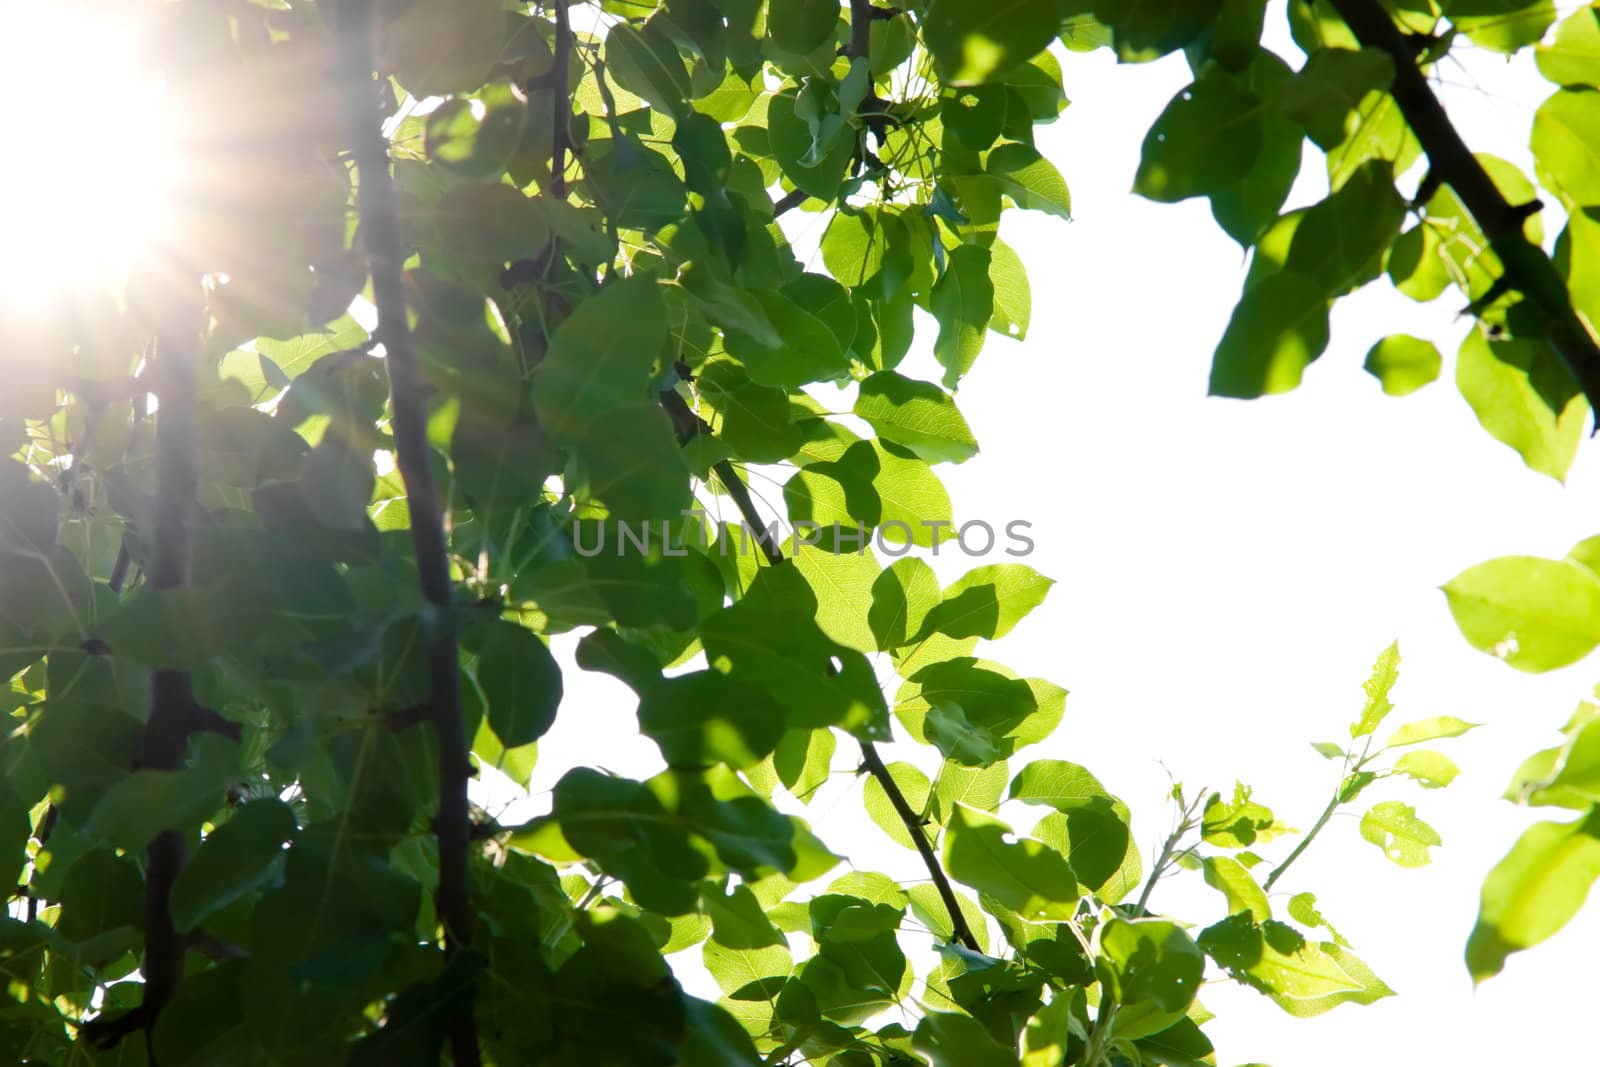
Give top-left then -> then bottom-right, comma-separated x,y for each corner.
0,2 -> 176,297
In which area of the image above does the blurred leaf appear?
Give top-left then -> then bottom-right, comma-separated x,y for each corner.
1444,555 -> 1600,671
1364,335 -> 1441,396
1467,810 -> 1600,982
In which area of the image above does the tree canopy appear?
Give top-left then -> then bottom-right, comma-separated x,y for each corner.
3,0 -> 1600,1064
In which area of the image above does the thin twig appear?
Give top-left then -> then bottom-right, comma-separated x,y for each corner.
334,4 -> 480,1064
657,383 -> 981,954
1328,0 -> 1600,424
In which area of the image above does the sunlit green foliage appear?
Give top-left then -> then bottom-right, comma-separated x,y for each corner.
3,0 -> 1600,1064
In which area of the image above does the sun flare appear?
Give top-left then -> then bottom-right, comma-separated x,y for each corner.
0,2 -> 176,298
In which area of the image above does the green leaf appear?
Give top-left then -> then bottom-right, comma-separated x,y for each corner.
1457,329 -> 1587,483
1531,87 -> 1600,209
1209,270 -> 1331,397
532,276 -> 668,439
914,1011 -> 1017,1067
1386,716 -> 1480,747
638,670 -> 786,770
1311,741 -> 1346,760
1135,65 -> 1263,202
793,543 -> 884,653
1351,640 -> 1400,737
0,460 -> 58,559
169,799 -> 298,934
1326,89 -> 1419,191
1008,759 -> 1112,811
1287,891 -> 1349,946
768,91 -> 855,202
986,236 -> 1032,340
907,883 -> 990,952
1443,555 -> 1600,671
1441,0 -> 1556,53
432,179 -> 550,262
1514,717 -> 1600,806
1098,918 -> 1205,1014
853,372 -> 979,464
1094,0 -> 1224,62
1393,750 -> 1462,789
382,0 -> 507,97
1280,47 -> 1395,149
1466,811 -> 1600,982
784,439 -> 953,548
424,83 -> 527,179
822,208 -> 914,299
1031,802 -> 1142,904
931,245 -> 996,387
56,848 -> 143,948
922,0 -> 1062,85
896,658 -> 1065,766
1211,52 -> 1303,245
768,0 -> 839,53
726,288 -> 850,389
1284,161 -> 1405,294
933,759 -> 1009,818
1202,784 -> 1286,848
1537,6 -> 1600,87
869,556 -> 942,650
1198,915 -> 1384,1017
703,884 -> 792,997
943,804 -> 1080,920
701,591 -> 890,739
984,144 -> 1071,219
1202,855 -> 1271,921
83,736 -> 240,853
917,563 -> 1054,642
1358,800 -> 1441,866
605,22 -> 691,118
474,619 -> 563,748
530,277 -> 690,518
1364,334 -> 1441,396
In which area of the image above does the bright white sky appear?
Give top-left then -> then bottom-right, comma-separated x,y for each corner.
492,9 -> 1600,1064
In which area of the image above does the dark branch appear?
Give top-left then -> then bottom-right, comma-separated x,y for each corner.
858,742 -> 982,951
773,187 -> 809,217
334,3 -> 481,1064
550,0 -> 572,199
1328,0 -> 1600,426
656,384 -> 982,953
135,295 -> 204,1038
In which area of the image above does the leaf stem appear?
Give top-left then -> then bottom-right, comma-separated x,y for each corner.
1261,792 -> 1340,893
1134,792 -> 1205,916
1263,739 -> 1372,893
335,4 -> 480,1064
1326,0 -> 1600,422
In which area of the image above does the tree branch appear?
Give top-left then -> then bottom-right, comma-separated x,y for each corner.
549,0 -> 572,199
656,385 -> 982,953
857,742 -> 982,951
135,296 -> 204,1039
334,4 -> 480,1064
1327,0 -> 1600,422
772,187 -> 809,217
